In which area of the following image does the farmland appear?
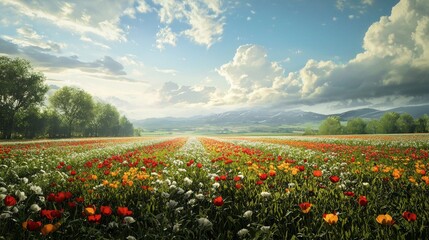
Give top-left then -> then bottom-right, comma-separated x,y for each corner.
1,135 -> 429,239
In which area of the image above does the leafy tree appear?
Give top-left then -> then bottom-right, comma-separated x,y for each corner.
0,56 -> 48,139
379,112 -> 400,133
396,113 -> 415,133
96,103 -> 120,137
119,115 -> 134,136
15,107 -> 46,139
49,86 -> 94,137
346,118 -> 367,134
365,119 -> 380,134
415,114 -> 429,133
319,116 -> 343,135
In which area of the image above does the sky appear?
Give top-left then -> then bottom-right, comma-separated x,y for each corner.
0,0 -> 428,120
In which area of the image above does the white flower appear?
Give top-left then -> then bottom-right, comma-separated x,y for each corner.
30,203 -> 41,212
21,177 -> 28,184
173,223 -> 181,232
176,187 -> 184,195
151,172 -> 159,177
0,194 -> 5,201
288,183 -> 296,188
15,190 -> 27,202
184,190 -> 193,199
30,185 -> 43,195
11,207 -> 18,213
243,210 -> 253,218
0,213 -> 11,219
175,207 -> 184,213
197,217 -> 212,228
38,196 -> 45,202
169,185 -> 177,190
108,222 -> 119,229
237,228 -> 249,238
260,226 -> 270,232
124,216 -> 136,224
198,182 -> 204,188
212,182 -> 220,189
126,236 -> 136,240
0,187 -> 6,193
362,182 -> 369,187
167,200 -> 178,208
261,192 -> 271,198
184,177 -> 193,185
188,199 -> 196,205
195,194 -> 204,200
161,192 -> 170,198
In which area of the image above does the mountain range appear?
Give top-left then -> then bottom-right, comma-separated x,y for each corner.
133,105 -> 429,133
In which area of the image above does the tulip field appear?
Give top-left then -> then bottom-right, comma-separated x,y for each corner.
1,135 -> 429,239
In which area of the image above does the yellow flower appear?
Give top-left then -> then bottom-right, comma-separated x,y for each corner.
376,214 -> 394,225
41,222 -> 60,235
392,169 -> 401,179
91,174 -> 98,180
84,206 -> 96,216
323,213 -> 338,225
422,176 -> 429,185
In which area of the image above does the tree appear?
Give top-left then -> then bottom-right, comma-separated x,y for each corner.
49,86 -> 94,137
415,114 -> 429,133
365,119 -> 380,134
96,103 -> 120,137
396,113 -> 415,133
119,115 -> 134,136
346,118 -> 366,134
379,112 -> 400,133
0,56 -> 48,139
319,116 -> 343,135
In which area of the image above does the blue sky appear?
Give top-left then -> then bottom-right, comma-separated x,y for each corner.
1,0 -> 428,119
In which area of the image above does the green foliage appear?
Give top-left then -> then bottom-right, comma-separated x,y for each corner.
365,119 -> 380,134
319,116 -> 343,135
49,86 -> 95,137
379,112 -> 400,133
396,113 -> 415,133
346,118 -> 366,134
0,56 -> 48,139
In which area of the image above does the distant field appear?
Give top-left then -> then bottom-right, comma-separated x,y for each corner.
1,134 -> 429,239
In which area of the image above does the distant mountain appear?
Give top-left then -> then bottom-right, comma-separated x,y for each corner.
133,105 -> 429,132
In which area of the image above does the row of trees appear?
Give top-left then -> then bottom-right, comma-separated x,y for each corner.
317,112 -> 429,135
0,56 -> 134,139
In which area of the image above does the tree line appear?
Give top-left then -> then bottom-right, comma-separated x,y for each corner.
0,56 -> 135,139
315,112 -> 429,135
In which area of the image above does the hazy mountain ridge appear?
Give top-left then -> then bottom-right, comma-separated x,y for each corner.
133,105 -> 429,131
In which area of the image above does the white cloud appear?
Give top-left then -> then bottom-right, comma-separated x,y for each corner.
3,26 -> 65,52
0,0 -> 131,41
158,81 -> 216,104
156,27 -> 177,50
136,0 -> 152,13
214,0 -> 429,108
152,0 -> 225,48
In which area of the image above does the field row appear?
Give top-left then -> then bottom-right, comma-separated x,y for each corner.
1,135 -> 429,239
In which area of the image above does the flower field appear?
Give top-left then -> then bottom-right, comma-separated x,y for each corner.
1,135 -> 429,239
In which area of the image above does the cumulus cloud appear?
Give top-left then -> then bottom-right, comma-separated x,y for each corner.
159,81 -> 216,104
215,0 -> 429,108
156,27 -> 177,50
152,0 -> 225,48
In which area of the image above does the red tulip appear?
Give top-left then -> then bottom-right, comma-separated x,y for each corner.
117,207 -> 133,216
4,195 -> 17,206
100,206 -> 112,216
358,196 -> 368,206
259,173 -> 268,181
402,211 -> 417,222
213,196 -> 224,206
329,175 -> 340,183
